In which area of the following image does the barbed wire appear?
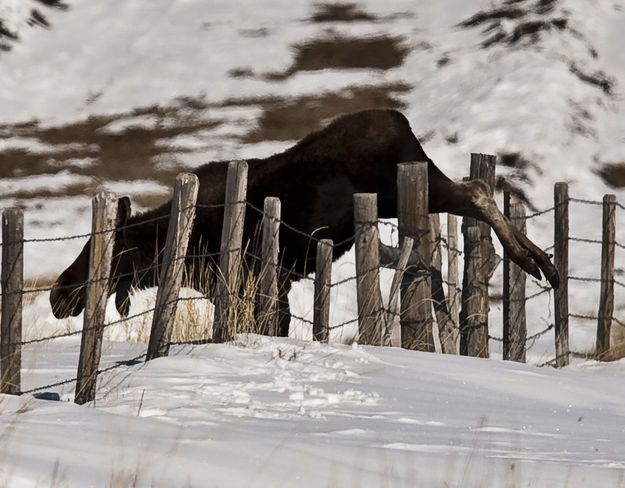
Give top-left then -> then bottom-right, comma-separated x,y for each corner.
569,197 -> 603,206
518,206 -> 555,220
21,351 -> 148,396
3,190 -> 625,394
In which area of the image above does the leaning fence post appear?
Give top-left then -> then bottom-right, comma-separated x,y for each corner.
383,237 -> 414,347
447,214 -> 460,348
259,197 -> 281,336
397,162 -> 434,351
313,239 -> 333,343
554,182 -> 570,367
430,214 -> 455,354
147,173 -> 199,360
75,192 -> 118,405
504,201 -> 527,362
213,161 -> 248,343
1,208 -> 23,395
461,226 -> 484,356
596,194 -> 616,356
354,193 -> 383,345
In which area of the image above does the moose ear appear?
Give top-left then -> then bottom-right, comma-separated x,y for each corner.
116,196 -> 131,228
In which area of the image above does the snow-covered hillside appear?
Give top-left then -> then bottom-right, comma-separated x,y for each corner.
1,1 -> 625,484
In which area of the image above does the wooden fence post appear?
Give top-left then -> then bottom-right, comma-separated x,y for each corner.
313,239 -> 333,343
554,182 -> 570,367
461,226 -> 484,356
147,173 -> 199,360
462,153 -> 496,357
213,161 -> 248,343
383,237 -> 414,347
397,162 -> 434,351
430,214 -> 456,354
259,197 -> 281,336
75,192 -> 118,405
1,208 -> 23,395
504,201 -> 527,362
447,214 -> 460,347
596,194 -> 616,356
354,193 -> 383,345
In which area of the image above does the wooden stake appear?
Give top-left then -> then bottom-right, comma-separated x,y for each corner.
554,182 -> 570,367
1,208 -> 23,395
430,214 -> 456,354
75,192 -> 118,405
397,162 -> 434,351
259,197 -> 281,336
505,202 -> 527,362
213,161 -> 248,343
461,226 -> 484,357
446,214 -> 460,350
147,173 -> 199,360
383,237 -> 414,347
465,153 -> 496,357
313,239 -> 333,343
354,193 -> 383,345
596,194 -> 616,356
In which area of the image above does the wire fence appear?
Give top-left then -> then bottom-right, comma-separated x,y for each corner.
1,191 -> 624,395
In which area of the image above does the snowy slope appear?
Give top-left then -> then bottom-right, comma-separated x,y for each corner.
2,336 -> 625,487
1,2 -> 625,483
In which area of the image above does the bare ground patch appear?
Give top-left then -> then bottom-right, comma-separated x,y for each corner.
0,99 -> 221,207
596,163 -> 625,189
266,35 -> 410,80
310,3 -> 376,23
223,83 -> 412,143
0,83 -> 412,203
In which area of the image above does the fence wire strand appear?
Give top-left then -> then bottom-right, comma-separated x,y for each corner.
5,190 -> 625,396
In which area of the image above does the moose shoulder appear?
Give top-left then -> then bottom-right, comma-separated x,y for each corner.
50,109 -> 559,336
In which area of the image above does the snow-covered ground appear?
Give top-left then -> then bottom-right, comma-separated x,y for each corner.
1,0 -> 625,485
3,335 -> 625,487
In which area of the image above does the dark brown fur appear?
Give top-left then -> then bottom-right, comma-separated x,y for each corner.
50,109 -> 558,335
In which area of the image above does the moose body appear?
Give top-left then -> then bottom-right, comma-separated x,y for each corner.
51,109 -> 558,336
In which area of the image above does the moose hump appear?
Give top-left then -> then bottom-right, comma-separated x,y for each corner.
50,109 -> 559,337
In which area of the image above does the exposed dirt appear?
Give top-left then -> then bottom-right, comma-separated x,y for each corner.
230,83 -> 411,143
0,83 -> 411,205
0,100 -> 221,207
596,163 -> 625,189
569,63 -> 615,96
266,35 -> 410,80
458,0 -> 570,48
311,3 -> 376,23
0,0 -> 68,52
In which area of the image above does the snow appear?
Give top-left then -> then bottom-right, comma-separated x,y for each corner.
3,336 -> 625,486
1,0 -> 625,484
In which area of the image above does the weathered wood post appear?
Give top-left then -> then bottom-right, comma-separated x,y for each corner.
383,237 -> 414,347
354,193 -> 384,345
596,194 -> 616,356
447,214 -> 460,346
213,161 -> 248,343
259,197 -> 281,336
147,173 -> 199,360
75,192 -> 118,405
1,208 -> 23,395
460,154 -> 496,358
462,226 -> 484,356
430,214 -> 456,354
397,162 -> 434,351
313,239 -> 333,343
503,201 -> 527,362
554,182 -> 570,367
